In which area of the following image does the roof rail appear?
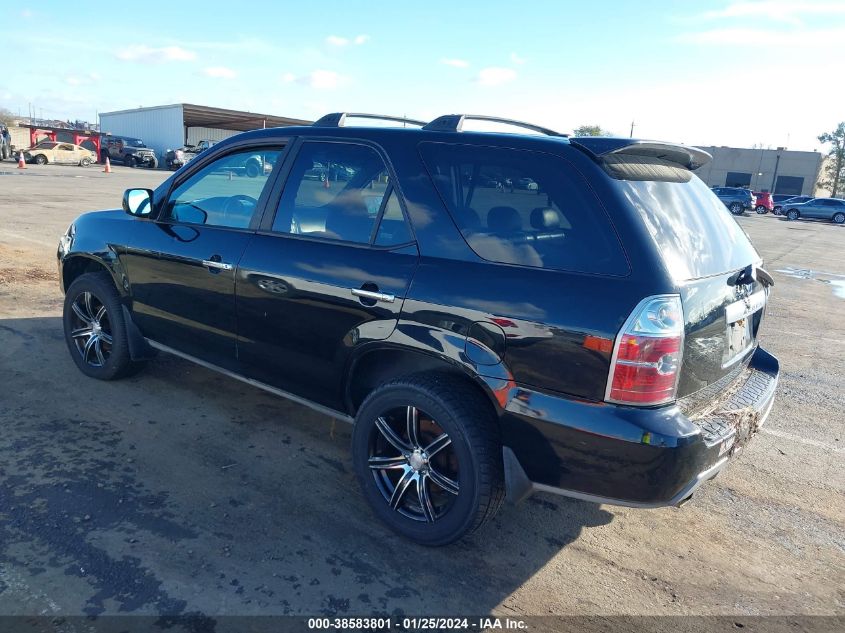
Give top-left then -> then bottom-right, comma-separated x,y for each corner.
312,112 -> 427,128
422,114 -> 568,137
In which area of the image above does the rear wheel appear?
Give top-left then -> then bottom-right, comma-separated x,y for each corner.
729,202 -> 743,215
80,157 -> 91,167
755,205 -> 767,214
786,209 -> 800,221
833,212 -> 845,224
245,159 -> 260,178
352,374 -> 504,546
63,272 -> 143,380
34,154 -> 47,165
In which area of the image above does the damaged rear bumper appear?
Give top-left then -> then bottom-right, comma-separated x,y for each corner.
502,346 -> 779,507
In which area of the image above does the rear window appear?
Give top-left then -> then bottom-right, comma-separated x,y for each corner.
419,142 -> 628,275
609,159 -> 760,281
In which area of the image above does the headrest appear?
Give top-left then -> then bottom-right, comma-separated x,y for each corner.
454,206 -> 481,230
530,207 -> 561,230
487,206 -> 521,233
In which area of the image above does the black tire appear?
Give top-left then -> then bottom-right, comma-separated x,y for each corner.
786,209 -> 799,221
124,154 -> 135,168
833,212 -> 845,224
773,206 -> 782,215
34,154 -> 47,165
755,205 -> 767,214
148,156 -> 158,169
63,272 -> 142,380
245,159 -> 260,178
729,202 -> 743,215
351,373 -> 504,546
80,156 -> 91,167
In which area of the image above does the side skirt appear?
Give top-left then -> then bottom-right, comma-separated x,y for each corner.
146,339 -> 355,424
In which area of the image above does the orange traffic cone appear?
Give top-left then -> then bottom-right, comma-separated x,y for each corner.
17,151 -> 26,169
103,155 -> 112,173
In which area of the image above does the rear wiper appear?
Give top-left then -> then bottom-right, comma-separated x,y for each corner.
728,264 -> 774,288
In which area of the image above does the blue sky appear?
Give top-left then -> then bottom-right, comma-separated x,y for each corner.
3,1 -> 843,150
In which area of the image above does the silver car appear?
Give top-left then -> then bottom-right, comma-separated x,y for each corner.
782,197 -> 845,224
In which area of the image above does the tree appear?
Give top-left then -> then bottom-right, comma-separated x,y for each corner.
0,107 -> 16,127
573,125 -> 610,137
818,122 -> 845,198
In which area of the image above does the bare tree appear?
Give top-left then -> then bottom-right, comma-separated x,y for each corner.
0,107 -> 17,127
818,122 -> 845,198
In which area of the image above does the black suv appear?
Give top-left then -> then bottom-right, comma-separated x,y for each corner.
57,113 -> 779,545
100,134 -> 158,168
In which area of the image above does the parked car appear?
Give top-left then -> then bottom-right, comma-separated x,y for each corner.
100,135 -> 158,168
782,197 -> 845,224
773,195 -> 812,214
16,141 -> 95,166
711,186 -> 756,215
752,191 -> 773,214
57,113 -> 779,545
165,139 -> 219,170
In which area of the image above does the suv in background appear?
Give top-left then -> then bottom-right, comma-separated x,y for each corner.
100,135 -> 158,169
57,113 -> 779,545
773,195 -> 812,215
782,197 -> 845,224
712,186 -> 755,215
752,191 -> 773,214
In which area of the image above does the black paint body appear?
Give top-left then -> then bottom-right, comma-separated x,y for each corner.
58,125 -> 779,505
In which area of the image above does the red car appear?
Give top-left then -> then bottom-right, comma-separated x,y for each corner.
753,191 -> 773,214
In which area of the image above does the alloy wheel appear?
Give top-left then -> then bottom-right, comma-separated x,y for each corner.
368,405 -> 460,523
69,291 -> 113,367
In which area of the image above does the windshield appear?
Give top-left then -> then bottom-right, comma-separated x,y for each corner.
126,139 -> 145,147
614,173 -> 760,281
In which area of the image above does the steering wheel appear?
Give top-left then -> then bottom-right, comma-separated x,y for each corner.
221,194 -> 257,227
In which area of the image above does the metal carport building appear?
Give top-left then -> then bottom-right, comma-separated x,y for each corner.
98,104 -> 311,166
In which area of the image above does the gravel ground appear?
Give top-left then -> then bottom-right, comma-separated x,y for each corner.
0,163 -> 842,624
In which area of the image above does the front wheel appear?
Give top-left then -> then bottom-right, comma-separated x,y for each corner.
833,212 -> 845,224
755,205 -> 768,214
80,157 -> 92,167
729,202 -> 743,215
63,272 -> 143,380
352,374 -> 504,546
34,154 -> 47,165
786,209 -> 800,221
245,160 -> 260,178
148,157 -> 158,169
124,155 -> 135,168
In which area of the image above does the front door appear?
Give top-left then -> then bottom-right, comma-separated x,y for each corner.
123,144 -> 285,368
236,140 -> 419,409
55,143 -> 76,164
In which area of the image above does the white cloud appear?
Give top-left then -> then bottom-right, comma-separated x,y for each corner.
65,72 -> 101,86
116,45 -> 197,63
510,52 -> 526,65
354,34 -> 370,45
699,1 -> 845,24
477,67 -> 517,86
677,26 -> 845,46
287,70 -> 349,90
326,35 -> 349,47
203,66 -> 237,79
441,58 -> 470,68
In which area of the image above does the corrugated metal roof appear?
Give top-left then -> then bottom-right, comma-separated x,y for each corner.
99,103 -> 311,132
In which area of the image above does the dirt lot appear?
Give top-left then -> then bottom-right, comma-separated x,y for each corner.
0,163 -> 843,622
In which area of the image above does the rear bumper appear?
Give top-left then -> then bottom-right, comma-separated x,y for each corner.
501,346 -> 779,507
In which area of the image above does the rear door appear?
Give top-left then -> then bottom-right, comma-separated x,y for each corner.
123,143 -> 286,368
235,139 -> 419,409
55,143 -> 76,164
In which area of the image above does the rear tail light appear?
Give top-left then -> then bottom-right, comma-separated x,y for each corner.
606,295 -> 684,406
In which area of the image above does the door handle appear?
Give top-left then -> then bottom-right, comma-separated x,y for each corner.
351,288 -> 395,304
202,259 -> 233,271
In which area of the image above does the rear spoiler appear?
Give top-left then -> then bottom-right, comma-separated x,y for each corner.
569,138 -> 712,171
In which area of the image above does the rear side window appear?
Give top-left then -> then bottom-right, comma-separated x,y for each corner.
419,143 -> 628,275
609,161 -> 761,281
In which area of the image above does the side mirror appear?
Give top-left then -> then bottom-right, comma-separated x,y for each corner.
123,188 -> 154,217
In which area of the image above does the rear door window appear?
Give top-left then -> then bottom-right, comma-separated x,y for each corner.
419,142 -> 628,275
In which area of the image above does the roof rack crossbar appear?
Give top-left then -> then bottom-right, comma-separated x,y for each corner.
312,112 -> 427,128
422,114 -> 568,137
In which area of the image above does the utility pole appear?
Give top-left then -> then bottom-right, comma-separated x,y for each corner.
630,120 -> 635,138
